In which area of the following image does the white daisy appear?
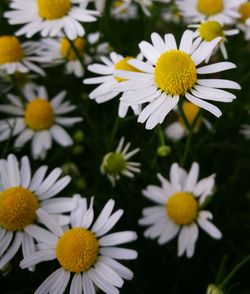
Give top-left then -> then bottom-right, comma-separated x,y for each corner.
139,162 -> 222,258
165,101 -> 211,141
114,30 -> 241,130
84,52 -> 142,118
20,196 -> 138,294
237,2 -> 250,40
111,0 -> 138,20
4,0 -> 99,40
0,35 -> 48,76
0,154 -> 76,270
176,0 -> 245,25
189,20 -> 239,60
101,137 -> 141,186
0,84 -> 82,159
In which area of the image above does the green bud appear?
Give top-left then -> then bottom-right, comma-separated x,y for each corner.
74,130 -> 84,143
0,262 -> 12,276
61,162 -> 80,177
75,178 -> 87,190
73,145 -> 84,155
206,284 -> 223,294
157,145 -> 171,157
101,152 -> 125,175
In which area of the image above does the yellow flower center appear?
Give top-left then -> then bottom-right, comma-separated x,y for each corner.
113,0 -> 128,13
179,102 -> 202,130
239,3 -> 250,23
24,99 -> 54,131
56,227 -> 99,273
166,192 -> 198,225
0,187 -> 39,231
197,0 -> 224,16
199,21 -> 224,41
155,50 -> 197,96
0,36 -> 23,65
114,57 -> 140,82
102,152 -> 126,175
37,0 -> 71,20
60,37 -> 85,61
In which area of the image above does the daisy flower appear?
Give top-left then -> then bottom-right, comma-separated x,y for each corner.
0,84 -> 82,159
0,35 -> 48,76
165,102 -> 211,141
139,162 -> 222,258
237,1 -> 250,40
39,33 -> 109,78
176,0 -> 245,25
114,30 -> 241,130
20,196 -> 138,294
101,137 -> 141,186
189,20 -> 239,60
4,0 -> 99,40
0,154 -> 76,270
84,52 -> 142,118
111,0 -> 138,20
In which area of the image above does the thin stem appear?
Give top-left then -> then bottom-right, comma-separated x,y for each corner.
110,116 -> 120,147
219,255 -> 250,289
67,38 -> 85,69
10,74 -> 25,106
157,125 -> 165,146
178,103 -> 190,130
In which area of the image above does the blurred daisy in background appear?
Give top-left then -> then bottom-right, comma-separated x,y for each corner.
176,0 -> 245,25
0,154 -> 75,271
39,33 -> 109,77
0,85 -> 82,159
111,0 -> 138,20
0,35 -> 48,76
189,20 -> 239,60
165,102 -> 211,141
139,162 -> 222,258
84,51 -> 141,118
237,1 -> 250,40
101,137 -> 141,186
4,0 -> 99,40
240,124 -> 250,139
115,30 -> 240,130
20,196 -> 138,294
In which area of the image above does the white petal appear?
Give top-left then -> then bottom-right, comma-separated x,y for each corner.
24,225 -> 58,246
99,231 -> 137,246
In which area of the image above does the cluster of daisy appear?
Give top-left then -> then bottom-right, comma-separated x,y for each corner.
0,0 -> 250,292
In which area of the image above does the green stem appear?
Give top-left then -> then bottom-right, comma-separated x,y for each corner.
157,125 -> 165,146
178,104 -> 190,130
10,74 -> 25,106
110,116 -> 120,147
67,38 -> 85,69
219,255 -> 250,290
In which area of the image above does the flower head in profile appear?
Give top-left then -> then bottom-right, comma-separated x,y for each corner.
20,196 -> 138,294
189,20 -> 239,60
114,30 -> 240,129
0,84 -> 82,159
4,0 -> 99,40
237,1 -> 250,40
84,52 -> 142,118
165,102 -> 211,141
176,0 -> 245,25
139,162 -> 222,258
101,137 -> 141,185
0,35 -> 48,76
0,154 -> 75,271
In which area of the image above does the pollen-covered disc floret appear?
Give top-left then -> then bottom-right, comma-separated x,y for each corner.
166,192 -> 198,225
0,36 -> 23,64
139,162 -> 222,258
179,102 -> 201,129
239,2 -> 250,23
155,50 -> 197,96
56,227 -> 99,273
0,187 -> 39,231
24,99 -> 54,131
60,37 -> 85,61
199,21 -> 224,41
102,152 -> 126,175
19,197 -> 137,293
197,0 -> 224,16
37,0 -> 71,20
